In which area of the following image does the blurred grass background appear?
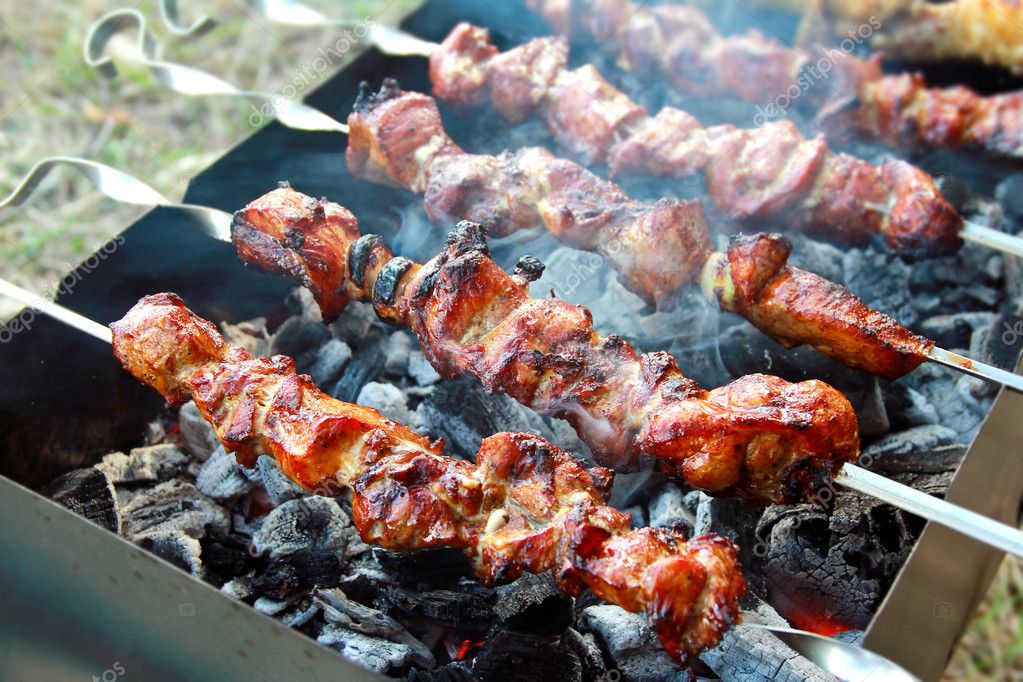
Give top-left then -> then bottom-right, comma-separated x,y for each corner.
0,1 -> 1019,679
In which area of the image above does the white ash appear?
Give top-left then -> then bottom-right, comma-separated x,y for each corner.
646,482 -> 695,533
220,576 -> 255,601
383,331 -> 414,376
219,317 -> 271,357
407,350 -> 441,386
178,401 -> 219,460
96,444 -> 189,484
120,480 -> 229,541
357,381 -> 416,426
329,300 -> 377,340
196,446 -> 256,500
318,627 -> 421,675
579,605 -> 684,680
285,286 -> 323,322
252,496 -> 367,561
306,338 -> 352,386
137,530 -> 203,577
254,596 -> 291,616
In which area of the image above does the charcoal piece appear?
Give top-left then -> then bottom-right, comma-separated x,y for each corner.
357,381 -> 413,424
408,350 -> 442,386
95,444 -> 189,484
646,482 -> 695,534
201,530 -> 254,584
561,628 -> 608,682
178,401 -> 220,460
879,382 -> 938,430
861,425 -> 962,474
307,338 -> 353,387
271,315 -> 332,358
756,491 -> 913,632
374,547 -> 474,587
699,604 -> 833,682
252,496 -> 365,560
121,480 -> 229,540
196,446 -> 254,500
785,234 -> 845,283
406,662 -> 476,682
381,586 -> 495,635
493,573 -> 573,635
384,331 -> 414,376
717,323 -> 870,396
316,588 -> 435,669
254,596 -> 289,615
416,377 -> 559,459
281,600 -> 320,628
471,631 -> 583,682
285,286 -> 322,321
330,301 -> 379,343
917,372 -> 988,437
137,530 -> 203,576
43,467 -> 120,533
919,312 -> 996,350
251,549 -> 342,599
857,378 -> 890,438
220,576 -> 255,601
978,313 -> 1023,371
318,625 -> 420,675
255,455 -> 306,506
332,558 -> 393,605
843,249 -> 916,326
996,173 -> 1023,219
331,328 -> 386,402
578,606 -> 683,681
220,317 -> 272,357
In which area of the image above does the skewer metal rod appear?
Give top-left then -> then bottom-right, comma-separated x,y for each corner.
928,346 -> 1023,394
0,279 -> 112,344
837,463 -> 1023,559
5,270 -> 1022,560
961,221 -> 1023,259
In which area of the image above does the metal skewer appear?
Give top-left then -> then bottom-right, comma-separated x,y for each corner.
0,273 -> 924,682
94,7 -> 1023,265
0,276 -> 1019,562
8,151 -> 1023,395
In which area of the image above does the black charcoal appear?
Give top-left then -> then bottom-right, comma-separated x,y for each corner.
256,454 -> 306,505
178,400 -> 220,460
121,480 -> 228,540
43,467 -> 120,533
493,573 -> 574,635
96,444 -> 189,484
308,338 -> 353,386
196,446 -> 254,500
271,315 -> 332,358
252,496 -> 365,560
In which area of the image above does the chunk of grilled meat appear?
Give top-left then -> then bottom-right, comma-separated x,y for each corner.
429,23 -> 962,257
111,292 -> 746,660
525,0 -> 1023,164
344,81 -> 935,377
233,186 -> 861,504
783,0 -> 1023,76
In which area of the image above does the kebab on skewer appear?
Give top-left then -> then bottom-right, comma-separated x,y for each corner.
233,183 -> 860,505
748,0 -> 1023,75
79,12 -> 1023,388
427,23 -> 966,260
523,0 -> 1023,165
107,290 -> 746,661
347,79 -> 1012,385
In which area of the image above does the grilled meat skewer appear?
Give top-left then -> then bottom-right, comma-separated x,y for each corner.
347,79 -> 934,379
428,22 -> 963,259
110,291 -> 747,661
233,185 -> 860,505
525,0 -> 1023,164
753,0 -> 1023,75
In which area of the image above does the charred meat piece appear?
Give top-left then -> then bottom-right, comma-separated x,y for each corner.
111,292 -> 747,660
524,0 -> 1023,164
233,186 -> 861,504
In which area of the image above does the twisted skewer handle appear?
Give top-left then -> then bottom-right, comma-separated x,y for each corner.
85,9 -> 348,134
0,156 -> 231,242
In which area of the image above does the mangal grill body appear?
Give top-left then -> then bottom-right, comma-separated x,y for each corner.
2,2 -> 1023,680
